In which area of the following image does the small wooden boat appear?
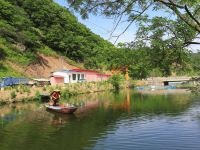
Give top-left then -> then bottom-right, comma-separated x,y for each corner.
45,104 -> 77,114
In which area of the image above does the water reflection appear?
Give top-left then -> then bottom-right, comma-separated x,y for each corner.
0,89 -> 199,150
47,110 -> 77,127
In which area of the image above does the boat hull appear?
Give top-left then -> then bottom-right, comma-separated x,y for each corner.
46,105 -> 77,114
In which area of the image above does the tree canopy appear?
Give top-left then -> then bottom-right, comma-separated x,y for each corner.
67,0 -> 200,45
66,0 -> 200,78
0,0 -> 199,79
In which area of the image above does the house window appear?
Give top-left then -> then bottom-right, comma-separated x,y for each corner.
72,74 -> 76,80
81,74 -> 84,79
78,74 -> 80,80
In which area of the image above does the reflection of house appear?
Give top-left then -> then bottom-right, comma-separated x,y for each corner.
50,69 -> 111,85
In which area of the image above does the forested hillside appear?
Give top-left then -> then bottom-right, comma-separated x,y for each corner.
0,0 -> 115,77
0,0 -> 199,79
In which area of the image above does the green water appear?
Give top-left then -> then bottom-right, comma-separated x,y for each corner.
0,89 -> 200,150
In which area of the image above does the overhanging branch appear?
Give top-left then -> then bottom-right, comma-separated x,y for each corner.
184,41 -> 200,46
111,3 -> 153,44
184,5 -> 200,26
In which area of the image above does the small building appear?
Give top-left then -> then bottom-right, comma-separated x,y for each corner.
50,69 -> 111,85
32,78 -> 50,86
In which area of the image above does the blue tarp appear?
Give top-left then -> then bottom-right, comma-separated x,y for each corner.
0,77 -> 29,88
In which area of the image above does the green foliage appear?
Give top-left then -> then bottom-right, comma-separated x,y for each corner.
42,86 -> 47,91
67,0 -> 200,33
190,77 -> 200,94
0,61 -> 23,77
149,68 -> 163,77
23,86 -> 31,93
191,52 -> 200,74
34,90 -> 41,101
0,0 -> 199,79
108,74 -> 125,91
10,90 -> 16,99
61,89 -> 71,100
132,17 -> 194,76
0,0 -> 115,77
66,0 -> 200,78
37,46 -> 57,57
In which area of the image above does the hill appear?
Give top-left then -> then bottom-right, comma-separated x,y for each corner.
0,0 -> 115,78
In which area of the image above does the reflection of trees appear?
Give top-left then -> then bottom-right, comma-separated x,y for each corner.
129,92 -> 193,115
0,104 -> 126,150
0,90 -> 195,150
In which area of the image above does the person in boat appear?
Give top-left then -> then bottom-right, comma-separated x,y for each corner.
50,90 -> 61,106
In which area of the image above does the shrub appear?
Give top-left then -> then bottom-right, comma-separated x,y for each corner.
10,91 -> 17,99
43,86 -> 47,91
108,74 -> 125,91
61,89 -> 70,100
34,90 -> 41,100
23,86 -> 31,93
16,86 -> 20,93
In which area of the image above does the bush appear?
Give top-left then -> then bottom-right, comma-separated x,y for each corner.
23,86 -> 31,93
61,89 -> 70,100
43,86 -> 47,91
34,90 -> 41,100
108,74 -> 125,91
10,91 -> 17,99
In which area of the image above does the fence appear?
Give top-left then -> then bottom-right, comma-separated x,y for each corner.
0,77 -> 29,88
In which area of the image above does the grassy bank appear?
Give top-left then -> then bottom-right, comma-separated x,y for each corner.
0,81 -> 119,105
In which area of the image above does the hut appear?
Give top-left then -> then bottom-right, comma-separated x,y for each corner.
50,69 -> 110,85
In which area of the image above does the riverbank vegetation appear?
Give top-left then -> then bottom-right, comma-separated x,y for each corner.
0,81 -> 123,105
108,74 -> 125,91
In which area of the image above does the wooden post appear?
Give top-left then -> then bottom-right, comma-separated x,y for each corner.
125,66 -> 129,81
111,65 -> 115,74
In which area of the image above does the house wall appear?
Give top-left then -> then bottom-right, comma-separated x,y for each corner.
85,73 -> 110,82
96,75 -> 103,82
50,77 -> 64,85
53,72 -> 67,77
85,73 -> 98,82
51,70 -> 109,85
64,73 -> 71,83
103,76 -> 110,80
52,71 -> 86,83
96,75 -> 110,82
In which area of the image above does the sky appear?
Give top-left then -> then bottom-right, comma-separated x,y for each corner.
55,0 -> 199,52
54,0 -> 137,44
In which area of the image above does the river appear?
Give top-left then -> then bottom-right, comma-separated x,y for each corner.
0,89 -> 200,150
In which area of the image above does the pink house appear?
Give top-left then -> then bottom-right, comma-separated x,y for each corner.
72,69 -> 111,82
50,69 -> 111,85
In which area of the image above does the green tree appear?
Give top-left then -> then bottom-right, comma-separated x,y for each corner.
108,74 -> 125,91
67,0 -> 200,34
134,17 -> 192,76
